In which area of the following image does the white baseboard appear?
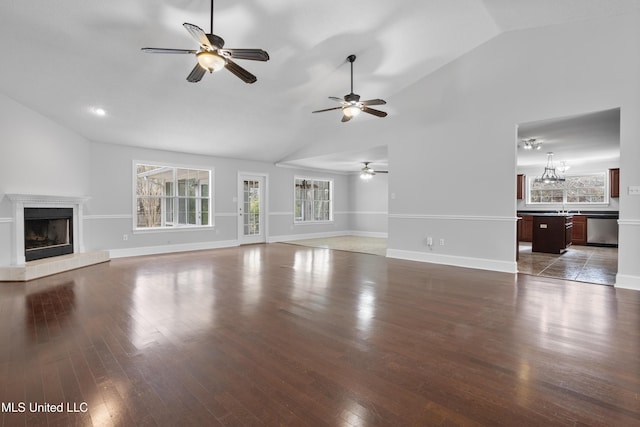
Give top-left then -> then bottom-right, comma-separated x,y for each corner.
386,248 -> 518,274
109,240 -> 239,259
615,274 -> 640,291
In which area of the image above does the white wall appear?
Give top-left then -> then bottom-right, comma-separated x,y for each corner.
386,12 -> 640,287
0,93 -> 91,265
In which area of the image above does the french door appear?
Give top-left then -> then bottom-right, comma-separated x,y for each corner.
238,174 -> 266,244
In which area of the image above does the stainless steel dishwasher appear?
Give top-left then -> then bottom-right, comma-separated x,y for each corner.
587,217 -> 618,246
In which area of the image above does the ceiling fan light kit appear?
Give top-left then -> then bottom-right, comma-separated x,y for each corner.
313,54 -> 388,122
196,51 -> 226,72
141,0 -> 269,83
360,162 -> 388,180
344,105 -> 362,118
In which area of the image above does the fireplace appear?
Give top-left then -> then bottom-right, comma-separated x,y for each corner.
2,194 -> 109,282
24,208 -> 74,261
5,194 -> 90,266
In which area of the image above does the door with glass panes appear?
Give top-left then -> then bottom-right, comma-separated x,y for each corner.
238,174 -> 266,244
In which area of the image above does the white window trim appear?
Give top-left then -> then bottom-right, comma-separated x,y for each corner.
526,172 -> 610,206
293,175 -> 334,224
133,160 -> 214,232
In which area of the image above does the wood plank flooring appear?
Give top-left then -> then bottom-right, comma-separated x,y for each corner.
1,243 -> 639,426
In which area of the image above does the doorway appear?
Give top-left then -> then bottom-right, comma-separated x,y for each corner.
515,108 -> 620,286
238,174 -> 267,245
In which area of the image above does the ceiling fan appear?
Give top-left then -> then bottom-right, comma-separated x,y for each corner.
312,55 -> 388,122
360,162 -> 388,180
141,0 -> 269,84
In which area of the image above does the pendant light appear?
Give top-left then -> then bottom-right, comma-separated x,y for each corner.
534,152 -> 565,184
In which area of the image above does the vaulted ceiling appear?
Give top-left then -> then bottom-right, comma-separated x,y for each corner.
0,0 -> 636,172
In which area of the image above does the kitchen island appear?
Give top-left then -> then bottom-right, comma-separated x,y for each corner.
518,210 -> 619,248
531,214 -> 573,254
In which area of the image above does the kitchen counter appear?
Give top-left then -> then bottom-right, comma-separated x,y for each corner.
518,210 -> 618,218
517,211 -> 619,248
531,215 -> 573,254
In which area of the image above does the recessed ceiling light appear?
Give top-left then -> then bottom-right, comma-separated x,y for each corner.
91,107 -> 107,117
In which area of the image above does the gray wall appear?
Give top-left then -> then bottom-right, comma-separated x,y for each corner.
0,93 -> 359,264
385,12 -> 640,285
273,12 -> 640,288
0,93 -> 91,266
348,173 -> 388,235
85,142 -> 352,255
1,12 -> 639,290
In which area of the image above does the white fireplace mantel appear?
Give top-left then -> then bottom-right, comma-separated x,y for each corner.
6,194 -> 91,266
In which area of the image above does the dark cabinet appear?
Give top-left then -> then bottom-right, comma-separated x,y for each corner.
532,215 -> 572,254
517,174 -> 525,200
609,168 -> 620,198
519,215 -> 533,242
572,215 -> 587,245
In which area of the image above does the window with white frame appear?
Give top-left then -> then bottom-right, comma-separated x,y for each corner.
294,177 -> 333,222
135,163 -> 212,229
528,173 -> 607,205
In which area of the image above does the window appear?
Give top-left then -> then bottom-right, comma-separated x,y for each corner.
528,173 -> 607,205
135,163 -> 212,229
294,177 -> 333,222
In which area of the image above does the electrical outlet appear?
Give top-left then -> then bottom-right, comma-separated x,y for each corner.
629,185 -> 640,196
439,238 -> 445,246
426,237 -> 433,246
123,234 -> 128,241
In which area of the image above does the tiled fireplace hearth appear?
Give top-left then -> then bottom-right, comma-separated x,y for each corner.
0,194 -> 109,281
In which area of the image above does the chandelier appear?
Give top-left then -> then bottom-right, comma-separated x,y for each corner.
535,152 -> 565,184
522,138 -> 542,150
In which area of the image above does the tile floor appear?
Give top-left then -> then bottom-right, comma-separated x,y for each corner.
518,242 -> 618,286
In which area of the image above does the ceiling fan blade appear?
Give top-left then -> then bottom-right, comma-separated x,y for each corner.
186,64 -> 206,83
225,59 -> 257,84
374,170 -> 389,173
183,23 -> 212,49
362,106 -> 388,118
221,48 -> 269,61
141,48 -> 197,54
312,107 -> 343,113
329,96 -> 346,103
360,99 -> 387,106
341,115 -> 352,123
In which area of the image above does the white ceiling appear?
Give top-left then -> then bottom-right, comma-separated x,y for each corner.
517,108 -> 620,171
0,1 -> 636,173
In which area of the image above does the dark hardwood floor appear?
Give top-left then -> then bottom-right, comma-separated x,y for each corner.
1,243 -> 639,426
